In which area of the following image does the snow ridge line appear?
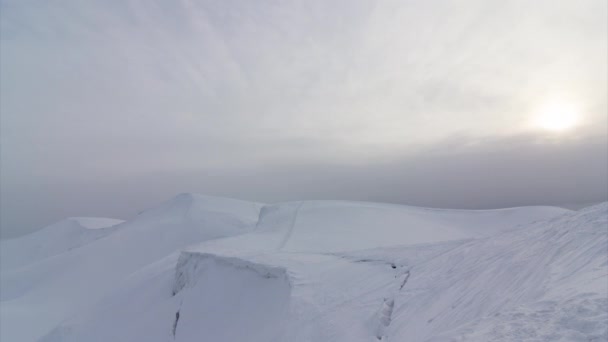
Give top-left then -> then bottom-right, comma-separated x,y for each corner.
277,201 -> 304,250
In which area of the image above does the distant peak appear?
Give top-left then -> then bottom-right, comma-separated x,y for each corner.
173,192 -> 197,202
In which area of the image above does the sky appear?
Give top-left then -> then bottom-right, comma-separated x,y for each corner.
1,0 -> 607,238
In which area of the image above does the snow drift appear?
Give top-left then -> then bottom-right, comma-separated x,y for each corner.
0,193 -> 263,341
0,217 -> 123,271
1,194 -> 605,342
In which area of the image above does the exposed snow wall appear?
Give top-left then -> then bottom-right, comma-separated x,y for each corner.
171,252 -> 291,342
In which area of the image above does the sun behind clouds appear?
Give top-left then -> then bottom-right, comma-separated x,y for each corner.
533,100 -> 581,132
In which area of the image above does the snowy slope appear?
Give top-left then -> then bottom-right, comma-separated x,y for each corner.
0,194 -> 264,342
0,217 -> 124,271
384,202 -> 608,341
193,200 -> 568,255
2,194 -> 605,342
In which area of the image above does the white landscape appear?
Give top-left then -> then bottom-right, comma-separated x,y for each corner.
1,193 -> 606,342
2,0 -> 607,341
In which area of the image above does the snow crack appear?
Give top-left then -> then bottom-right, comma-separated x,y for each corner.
172,310 -> 180,338
399,270 -> 410,290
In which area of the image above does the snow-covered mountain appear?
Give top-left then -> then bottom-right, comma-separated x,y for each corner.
1,194 -> 605,341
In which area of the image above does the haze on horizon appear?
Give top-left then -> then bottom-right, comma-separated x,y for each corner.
1,0 -> 607,238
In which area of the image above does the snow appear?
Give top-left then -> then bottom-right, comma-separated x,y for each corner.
67,217 -> 125,230
1,194 -> 606,342
0,217 -> 124,271
0,194 -> 263,341
383,203 -> 608,341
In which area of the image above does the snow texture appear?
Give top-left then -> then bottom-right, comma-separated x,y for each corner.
1,193 -> 605,342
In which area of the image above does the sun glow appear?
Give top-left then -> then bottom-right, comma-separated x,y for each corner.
533,101 -> 580,132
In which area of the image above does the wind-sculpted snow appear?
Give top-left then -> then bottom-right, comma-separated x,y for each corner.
197,200 -> 570,255
0,217 -> 124,271
0,194 -> 264,341
2,194 -> 605,342
133,193 -> 263,228
385,202 -> 608,341
172,252 -> 290,295
40,249 -> 407,342
169,253 -> 292,341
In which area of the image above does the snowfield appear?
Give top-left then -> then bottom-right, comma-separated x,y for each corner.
1,194 -> 606,341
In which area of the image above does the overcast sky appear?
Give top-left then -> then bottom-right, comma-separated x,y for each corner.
1,0 -> 607,237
